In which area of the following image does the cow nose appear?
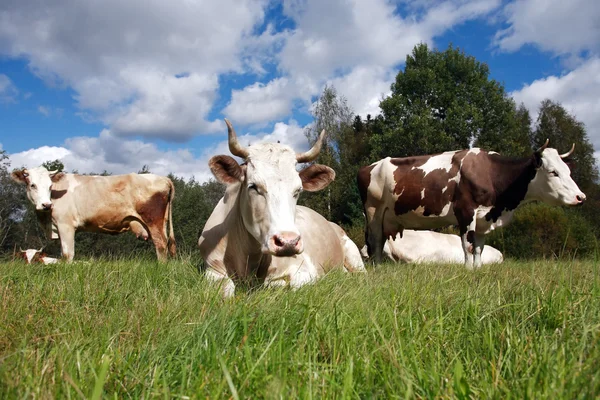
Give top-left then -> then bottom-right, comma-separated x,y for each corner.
576,194 -> 586,204
270,232 -> 302,256
42,203 -> 53,210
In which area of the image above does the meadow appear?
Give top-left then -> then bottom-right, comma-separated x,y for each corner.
1,257 -> 599,399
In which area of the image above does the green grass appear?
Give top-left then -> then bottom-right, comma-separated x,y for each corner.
1,258 -> 599,399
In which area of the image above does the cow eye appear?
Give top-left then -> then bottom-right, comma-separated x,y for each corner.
30,184 -> 37,189
248,183 -> 258,191
550,171 -> 559,177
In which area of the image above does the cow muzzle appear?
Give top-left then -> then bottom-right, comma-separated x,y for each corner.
268,231 -> 303,256
38,202 -> 53,211
574,193 -> 586,206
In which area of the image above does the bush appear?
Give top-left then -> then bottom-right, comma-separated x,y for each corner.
487,203 -> 598,260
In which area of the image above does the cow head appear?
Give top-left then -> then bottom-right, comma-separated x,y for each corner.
19,248 -> 43,264
11,167 -> 65,211
528,140 -> 586,206
209,119 -> 335,256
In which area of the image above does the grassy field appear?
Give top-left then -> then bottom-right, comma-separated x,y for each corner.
1,258 -> 599,399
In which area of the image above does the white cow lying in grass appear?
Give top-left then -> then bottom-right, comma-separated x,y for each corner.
360,230 -> 504,264
18,248 -> 59,265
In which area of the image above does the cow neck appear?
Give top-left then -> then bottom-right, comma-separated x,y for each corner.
230,185 -> 270,274
485,154 -> 537,221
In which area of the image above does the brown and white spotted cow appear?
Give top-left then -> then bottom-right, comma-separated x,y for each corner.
198,120 -> 365,298
18,248 -> 59,265
12,167 -> 176,262
357,141 -> 585,269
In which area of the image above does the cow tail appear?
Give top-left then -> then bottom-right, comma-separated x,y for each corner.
167,180 -> 177,257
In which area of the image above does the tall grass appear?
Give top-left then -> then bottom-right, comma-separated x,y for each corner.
1,259 -> 599,398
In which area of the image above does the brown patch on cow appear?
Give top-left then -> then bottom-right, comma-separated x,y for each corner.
392,151 -> 467,216
209,155 -> 244,184
112,180 -> 127,193
356,164 -> 375,204
466,230 -> 475,245
137,192 -> 168,226
299,164 -> 335,192
51,189 -> 68,199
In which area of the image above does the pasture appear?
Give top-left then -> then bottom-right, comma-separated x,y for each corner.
1,258 -> 599,398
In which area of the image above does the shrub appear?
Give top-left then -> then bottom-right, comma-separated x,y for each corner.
487,203 -> 598,260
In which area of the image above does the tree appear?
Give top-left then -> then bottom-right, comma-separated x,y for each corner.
42,159 -> 64,172
301,85 -> 354,220
377,43 -> 530,159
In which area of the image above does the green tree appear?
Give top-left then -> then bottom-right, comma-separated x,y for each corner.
377,43 -> 530,159
301,85 -> 354,220
41,159 -> 64,172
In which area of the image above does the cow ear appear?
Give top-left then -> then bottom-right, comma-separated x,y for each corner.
50,172 -> 65,183
209,155 -> 244,184
11,169 -> 28,184
299,164 -> 335,192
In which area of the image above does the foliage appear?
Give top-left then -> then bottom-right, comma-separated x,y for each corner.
376,43 -> 531,159
1,259 -> 599,397
487,203 -> 597,259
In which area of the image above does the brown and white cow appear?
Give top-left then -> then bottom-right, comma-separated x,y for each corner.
357,141 -> 585,269
18,248 -> 59,265
359,230 -> 503,265
198,120 -> 366,297
12,167 -> 176,262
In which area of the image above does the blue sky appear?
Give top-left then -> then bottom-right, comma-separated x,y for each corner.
1,0 -> 599,181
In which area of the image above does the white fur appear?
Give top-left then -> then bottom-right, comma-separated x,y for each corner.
361,230 -> 503,264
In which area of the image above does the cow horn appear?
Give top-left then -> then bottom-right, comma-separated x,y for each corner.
19,247 -> 24,252
560,143 -> 575,159
296,129 -> 326,163
536,138 -> 549,153
225,119 -> 249,159
47,169 -> 58,175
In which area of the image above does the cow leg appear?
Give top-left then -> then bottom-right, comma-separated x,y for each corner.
340,234 -> 367,273
57,224 -> 75,262
472,232 -> 486,269
147,224 -> 168,263
205,269 -> 235,299
460,224 -> 476,270
365,213 -> 385,264
289,268 -> 318,289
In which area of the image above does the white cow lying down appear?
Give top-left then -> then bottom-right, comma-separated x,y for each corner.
360,230 -> 503,264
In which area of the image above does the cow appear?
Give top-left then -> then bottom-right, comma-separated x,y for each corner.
198,120 -> 366,298
357,140 -> 585,269
359,230 -> 503,264
18,248 -> 59,265
11,167 -> 176,262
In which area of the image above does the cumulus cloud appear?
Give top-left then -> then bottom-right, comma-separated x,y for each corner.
7,121 -> 310,182
511,57 -> 600,151
226,0 -> 501,123
0,74 -> 18,103
494,0 -> 600,58
0,0 -> 272,140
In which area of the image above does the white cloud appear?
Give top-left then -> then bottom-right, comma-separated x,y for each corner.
227,0 -> 501,123
511,57 -> 600,151
494,0 -> 600,58
0,74 -> 18,103
0,0 -> 272,140
37,105 -> 50,117
7,121 -> 310,182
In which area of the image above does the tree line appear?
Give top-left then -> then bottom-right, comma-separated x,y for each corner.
1,43 -> 598,261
